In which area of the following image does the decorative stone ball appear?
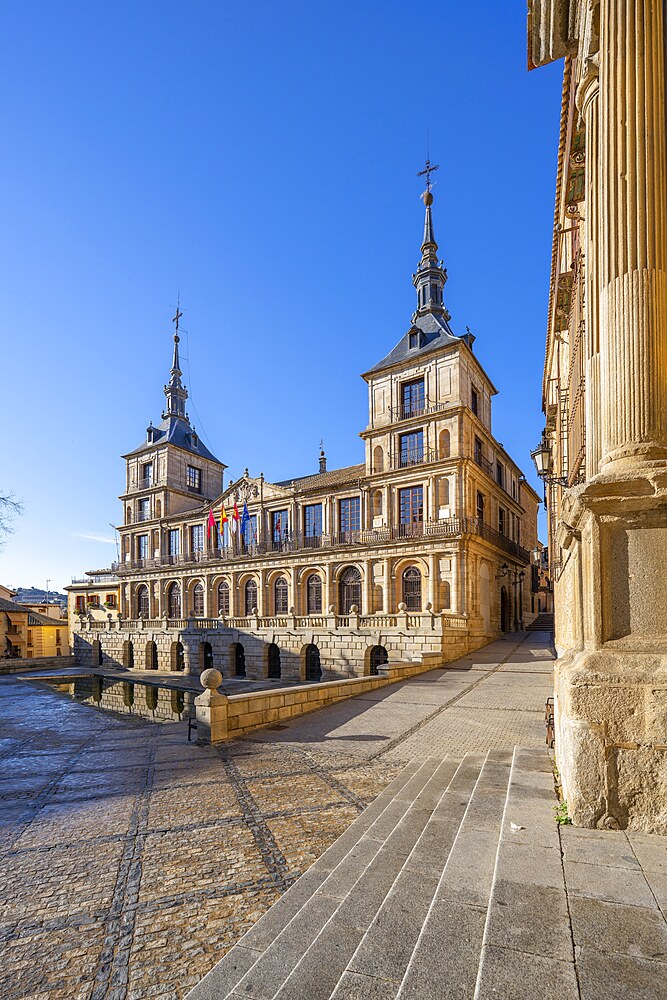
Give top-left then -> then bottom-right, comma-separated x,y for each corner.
252,606 -> 259,615
349,604 -> 359,614
425,602 -> 433,611
398,602 -> 407,612
328,605 -> 335,614
200,668 -> 222,690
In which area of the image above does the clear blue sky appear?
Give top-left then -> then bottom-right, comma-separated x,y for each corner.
0,2 -> 562,593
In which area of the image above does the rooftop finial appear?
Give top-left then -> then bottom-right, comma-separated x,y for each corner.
319,439 -> 327,474
163,300 -> 189,420
412,154 -> 448,319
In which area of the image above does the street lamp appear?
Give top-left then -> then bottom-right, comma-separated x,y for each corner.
531,430 -> 568,486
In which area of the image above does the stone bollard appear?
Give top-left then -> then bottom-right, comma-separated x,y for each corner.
194,669 -> 228,744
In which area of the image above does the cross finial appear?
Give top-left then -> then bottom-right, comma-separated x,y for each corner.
417,158 -> 440,194
172,297 -> 183,337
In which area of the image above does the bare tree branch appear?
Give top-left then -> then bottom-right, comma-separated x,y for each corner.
0,492 -> 23,547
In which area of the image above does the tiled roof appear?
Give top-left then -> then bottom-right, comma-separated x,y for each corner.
364,310 -> 460,375
0,596 -> 24,615
123,416 -> 224,466
275,464 -> 366,492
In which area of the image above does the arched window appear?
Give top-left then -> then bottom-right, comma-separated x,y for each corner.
339,567 -> 362,614
193,582 -> 205,616
439,429 -> 451,459
167,582 -> 181,619
217,580 -> 230,616
126,506 -> 132,524
440,477 -> 450,506
305,643 -> 322,682
443,580 -> 451,610
245,579 -> 258,616
171,641 -> 184,672
145,640 -> 158,670
402,567 -> 422,612
137,585 -> 149,618
373,445 -> 384,473
267,643 -> 281,679
307,574 -> 322,614
372,490 -> 383,517
368,645 -> 388,676
156,500 -> 162,519
274,576 -> 288,615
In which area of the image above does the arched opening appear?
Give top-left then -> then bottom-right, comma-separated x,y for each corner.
306,574 -> 322,614
167,583 -> 181,619
156,499 -> 162,519
171,689 -> 185,716
171,641 -> 185,672
199,641 -> 213,671
217,580 -> 230,616
136,585 -> 149,618
123,640 -> 134,669
267,643 -> 281,679
402,567 -> 422,612
122,681 -> 134,707
500,586 -> 511,633
368,645 -> 388,676
126,506 -> 132,525
339,567 -> 362,614
442,580 -> 452,610
372,490 -> 383,517
192,582 -> 205,617
305,643 -> 321,682
145,640 -> 158,670
244,579 -> 258,616
92,639 -> 103,666
373,445 -> 384,473
146,686 -> 158,712
232,642 -> 246,677
373,584 -> 384,613
274,576 -> 288,615
92,677 -> 103,702
439,429 -> 451,459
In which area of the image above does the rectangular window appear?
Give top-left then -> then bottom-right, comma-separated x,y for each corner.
137,534 -> 149,559
498,506 -> 506,535
88,595 -> 100,608
169,529 -> 180,556
474,437 -> 483,465
75,596 -> 85,612
399,486 -> 424,526
512,479 -> 517,499
56,629 -> 61,644
476,492 -> 485,522
272,509 -> 289,544
142,462 -> 153,486
138,498 -> 150,522
339,497 -> 360,535
27,630 -> 33,647
399,430 -> 424,467
304,503 -> 322,542
187,466 -> 202,493
401,378 -> 425,419
496,462 -> 505,489
471,387 -> 479,416
190,524 -> 204,552
105,593 -> 117,607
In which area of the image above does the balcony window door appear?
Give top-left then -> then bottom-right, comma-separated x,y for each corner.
141,462 -> 153,486
307,575 -> 322,614
402,567 -> 422,611
339,566 -> 362,614
399,486 -> 424,537
399,430 -> 424,467
339,498 -> 360,540
274,576 -> 288,614
304,504 -> 322,547
272,509 -> 289,547
190,524 -> 204,553
138,498 -> 150,522
476,491 -> 485,522
137,534 -> 148,560
401,378 -> 425,419
169,529 -> 180,557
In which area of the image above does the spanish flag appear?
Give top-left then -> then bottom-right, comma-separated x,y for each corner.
220,504 -> 229,538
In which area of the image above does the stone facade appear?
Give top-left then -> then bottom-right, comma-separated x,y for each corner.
78,185 -> 541,684
530,1 -> 667,832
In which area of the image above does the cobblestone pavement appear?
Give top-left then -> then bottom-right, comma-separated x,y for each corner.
0,632 -> 553,999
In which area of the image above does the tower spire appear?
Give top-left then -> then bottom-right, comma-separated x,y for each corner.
412,159 -> 448,319
162,304 -> 189,421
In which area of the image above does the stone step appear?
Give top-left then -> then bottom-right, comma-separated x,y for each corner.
331,752 -> 490,1000
473,746 -> 578,1000
184,757 -> 440,1000
232,756 -> 464,1000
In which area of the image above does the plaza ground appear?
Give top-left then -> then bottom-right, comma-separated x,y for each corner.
1,634 -> 664,998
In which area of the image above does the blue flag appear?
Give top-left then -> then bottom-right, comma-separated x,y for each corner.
240,501 -> 250,538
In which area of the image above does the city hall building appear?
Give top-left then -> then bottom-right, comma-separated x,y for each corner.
73,185 -> 540,681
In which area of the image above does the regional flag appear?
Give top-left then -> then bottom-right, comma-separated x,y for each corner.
231,502 -> 240,534
207,509 -> 216,539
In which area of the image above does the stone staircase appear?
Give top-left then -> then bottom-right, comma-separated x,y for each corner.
187,746 -> 579,1000
525,612 -> 554,632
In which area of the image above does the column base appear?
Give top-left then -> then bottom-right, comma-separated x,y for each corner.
556,648 -> 667,834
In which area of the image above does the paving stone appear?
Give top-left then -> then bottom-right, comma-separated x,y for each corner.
565,859 -> 657,907
561,827 -> 641,869
332,971 -> 400,1000
569,896 -> 667,961
475,944 -> 579,1000
576,947 -> 667,1000
484,880 -> 574,962
398,900 -> 486,1000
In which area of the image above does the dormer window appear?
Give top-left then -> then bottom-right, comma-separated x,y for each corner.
408,327 -> 422,350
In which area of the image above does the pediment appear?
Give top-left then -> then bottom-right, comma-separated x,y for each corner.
214,472 -> 292,508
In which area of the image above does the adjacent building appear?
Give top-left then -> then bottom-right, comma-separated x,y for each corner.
74,184 -> 540,681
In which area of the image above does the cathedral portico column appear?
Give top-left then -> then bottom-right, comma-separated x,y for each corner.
598,0 -> 667,470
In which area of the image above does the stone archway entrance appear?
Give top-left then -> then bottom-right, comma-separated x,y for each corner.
368,645 -> 388,676
267,643 -> 281,679
171,641 -> 185,672
305,644 -> 321,682
145,640 -> 158,670
233,642 -> 246,677
200,641 -> 214,671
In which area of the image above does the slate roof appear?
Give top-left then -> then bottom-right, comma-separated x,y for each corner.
364,310 -> 460,376
275,463 -> 366,492
0,597 -> 24,615
123,415 -> 224,466
27,611 -> 65,626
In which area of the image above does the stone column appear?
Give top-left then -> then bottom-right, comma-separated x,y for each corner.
383,558 -> 391,614
598,0 -> 667,470
428,552 -> 438,610
363,560 -> 373,615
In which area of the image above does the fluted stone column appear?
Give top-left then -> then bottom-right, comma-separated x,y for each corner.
598,0 -> 667,469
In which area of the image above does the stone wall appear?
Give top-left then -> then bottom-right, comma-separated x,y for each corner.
0,655 -> 76,675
